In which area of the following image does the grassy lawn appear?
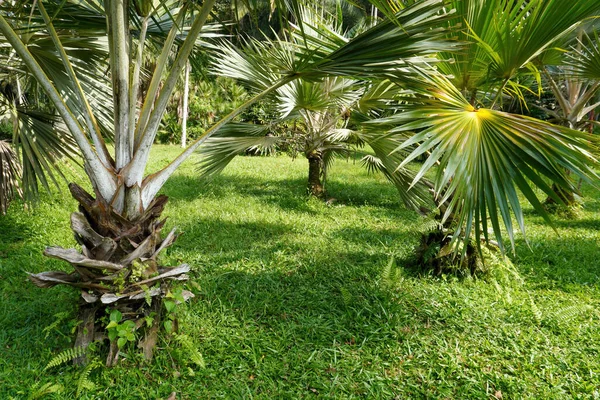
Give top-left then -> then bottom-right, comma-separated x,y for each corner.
1,145 -> 600,399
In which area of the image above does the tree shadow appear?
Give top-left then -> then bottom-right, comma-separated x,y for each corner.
163,171 -> 407,213
163,173 -> 315,213
513,236 -> 600,288
170,217 -> 292,266
0,211 -> 34,245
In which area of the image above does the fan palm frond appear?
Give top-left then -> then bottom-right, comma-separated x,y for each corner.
382,70 -> 598,253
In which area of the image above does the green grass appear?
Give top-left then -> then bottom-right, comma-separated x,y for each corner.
1,145 -> 600,399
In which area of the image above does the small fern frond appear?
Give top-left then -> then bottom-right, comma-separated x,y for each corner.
28,382 -> 63,400
76,359 -> 101,397
44,346 -> 87,371
417,217 -> 443,235
43,312 -> 71,339
175,334 -> 205,368
339,287 -> 352,306
545,305 -> 593,327
381,256 -> 403,288
529,296 -> 543,326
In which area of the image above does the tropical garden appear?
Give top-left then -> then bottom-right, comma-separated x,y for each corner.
1,0 -> 600,398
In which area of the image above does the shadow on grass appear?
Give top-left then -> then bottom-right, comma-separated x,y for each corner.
0,212 -> 34,246
514,235 -> 600,288
163,172 -> 404,211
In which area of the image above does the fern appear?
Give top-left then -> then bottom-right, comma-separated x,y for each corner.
42,311 -> 71,339
44,346 -> 87,371
28,382 -> 63,400
545,305 -> 593,327
175,334 -> 205,368
380,256 -> 406,289
416,217 -> 443,235
76,359 -> 101,397
529,296 -> 543,326
339,286 -> 352,306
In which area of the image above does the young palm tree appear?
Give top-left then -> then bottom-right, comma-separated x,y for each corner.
0,0 -> 454,364
197,73 -> 428,203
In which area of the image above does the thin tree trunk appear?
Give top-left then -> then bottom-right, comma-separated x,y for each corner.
181,61 -> 190,148
307,151 -> 324,198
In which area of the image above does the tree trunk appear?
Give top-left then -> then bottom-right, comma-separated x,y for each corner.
306,151 -> 325,198
545,181 -> 577,208
28,183 -> 193,366
544,169 -> 577,212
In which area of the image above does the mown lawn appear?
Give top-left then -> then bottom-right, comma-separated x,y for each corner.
1,145 -> 600,399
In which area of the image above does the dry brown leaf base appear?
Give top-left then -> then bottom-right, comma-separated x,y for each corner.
28,183 -> 192,366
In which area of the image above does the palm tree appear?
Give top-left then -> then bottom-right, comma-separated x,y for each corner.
199,7 -> 435,205
197,74 -> 427,203
372,0 -> 600,263
0,0 -> 454,364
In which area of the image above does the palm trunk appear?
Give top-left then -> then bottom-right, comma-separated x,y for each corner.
29,183 -> 191,366
307,150 -> 325,198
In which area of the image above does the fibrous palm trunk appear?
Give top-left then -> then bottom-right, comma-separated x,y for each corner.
306,150 -> 325,198
29,183 -> 192,366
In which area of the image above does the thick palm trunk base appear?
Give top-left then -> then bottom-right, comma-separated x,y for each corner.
415,229 -> 479,276
28,183 -> 192,366
307,153 -> 325,198
544,183 -> 578,213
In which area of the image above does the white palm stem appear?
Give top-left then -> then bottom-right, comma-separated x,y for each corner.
133,6 -> 188,148
181,60 -> 190,148
126,0 -> 216,187
129,15 -> 149,153
37,0 -> 113,168
106,0 -> 131,170
141,78 -> 292,207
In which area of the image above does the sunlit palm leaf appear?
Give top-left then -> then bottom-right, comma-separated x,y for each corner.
197,122 -> 276,177
382,71 -> 598,252
358,130 -> 432,210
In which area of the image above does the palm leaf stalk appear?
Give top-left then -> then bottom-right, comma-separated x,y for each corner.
0,0 -> 455,365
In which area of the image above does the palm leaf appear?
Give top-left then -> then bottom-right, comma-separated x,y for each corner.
197,122 -> 276,178
565,30 -> 600,81
438,0 -> 600,98
13,107 -> 80,200
212,0 -> 455,92
382,70 -> 598,253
